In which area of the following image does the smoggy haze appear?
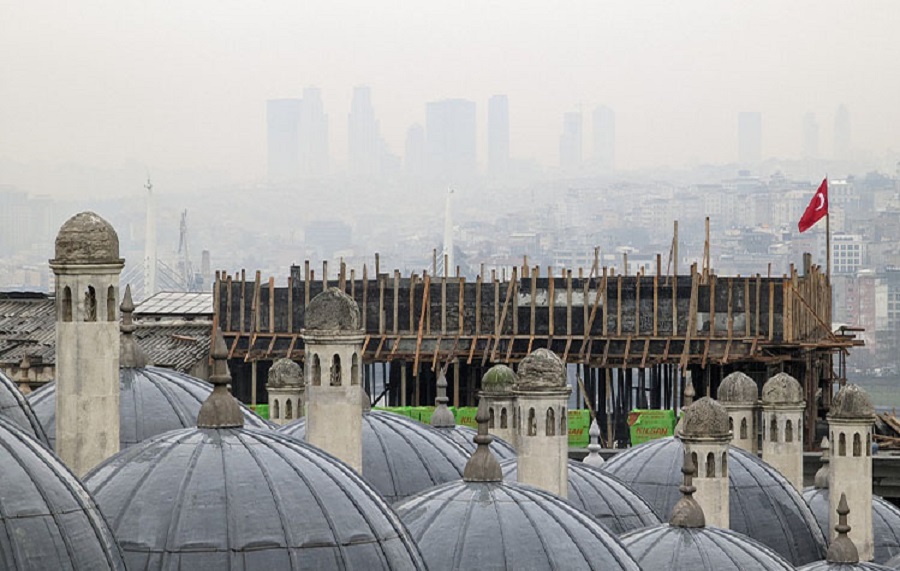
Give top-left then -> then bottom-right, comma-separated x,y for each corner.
1,0 -> 898,189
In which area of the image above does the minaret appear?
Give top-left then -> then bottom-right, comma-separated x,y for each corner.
678,396 -> 732,528
761,372 -> 805,491
266,358 -> 305,426
480,364 -> 518,448
49,211 -> 124,477
514,348 -> 571,497
583,418 -> 605,467
717,371 -> 758,453
463,396 -> 503,483
828,383 -> 875,561
144,177 -> 157,298
119,285 -> 148,369
301,287 -> 365,473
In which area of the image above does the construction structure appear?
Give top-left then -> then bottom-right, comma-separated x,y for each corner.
214,248 -> 861,449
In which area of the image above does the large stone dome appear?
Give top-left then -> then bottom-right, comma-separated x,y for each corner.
602,436 -> 827,565
52,211 -> 122,264
718,371 -> 758,405
622,524 -> 794,570
304,287 -> 361,331
0,368 -> 50,447
0,417 -> 125,569
763,372 -> 804,405
28,366 -> 271,449
516,348 -> 567,390
804,488 -> 900,565
85,427 -> 425,570
396,480 -> 641,570
279,410 -> 470,504
500,458 -> 661,535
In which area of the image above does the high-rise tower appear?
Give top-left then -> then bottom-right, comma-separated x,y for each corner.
592,105 -> 616,172
348,86 -> 379,178
487,95 -> 509,178
425,99 -> 477,182
559,111 -> 583,171
299,87 -> 329,178
266,98 -> 302,182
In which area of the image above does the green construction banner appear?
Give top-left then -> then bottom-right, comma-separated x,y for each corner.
627,409 -> 677,445
568,409 -> 591,447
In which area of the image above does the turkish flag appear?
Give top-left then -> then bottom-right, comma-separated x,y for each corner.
798,178 -> 828,233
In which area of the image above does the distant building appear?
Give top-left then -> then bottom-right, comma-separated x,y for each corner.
348,86 -> 380,178
559,111 -> 583,171
299,87 -> 329,178
266,99 -> 302,183
404,123 -> 426,178
834,104 -> 851,160
829,233 -> 865,276
487,95 -> 510,178
738,112 -> 762,165
592,105 -> 615,172
426,99 -> 477,182
802,112 -> 819,159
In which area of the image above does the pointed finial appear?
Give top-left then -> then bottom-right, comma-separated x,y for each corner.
826,493 -> 859,563
430,368 -> 455,428
119,285 -> 148,368
683,372 -> 696,409
669,449 -> 706,528
814,436 -> 830,489
463,397 -> 502,482
196,329 -> 244,429
361,389 -> 371,413
583,418 -> 605,467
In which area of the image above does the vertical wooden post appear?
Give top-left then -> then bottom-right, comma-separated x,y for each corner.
304,261 -> 311,307
268,276 -> 275,333
547,266 -> 555,337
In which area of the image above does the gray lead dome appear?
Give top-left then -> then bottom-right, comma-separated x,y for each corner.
602,436 -> 827,565
500,458 -> 661,534
396,480 -> 641,570
718,371 -> 758,404
0,417 -> 125,570
84,427 -> 426,570
279,410 -> 470,503
0,369 -> 50,447
622,524 -> 794,570
28,366 -> 271,449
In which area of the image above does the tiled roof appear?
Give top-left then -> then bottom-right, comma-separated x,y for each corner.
135,291 -> 213,317
135,321 -> 212,372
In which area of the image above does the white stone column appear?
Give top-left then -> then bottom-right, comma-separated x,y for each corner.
761,372 -> 805,492
679,396 -> 732,529
50,212 -> 124,478
828,384 -> 875,561
717,371 -> 758,454
514,349 -> 571,497
302,288 -> 365,473
480,364 -> 518,449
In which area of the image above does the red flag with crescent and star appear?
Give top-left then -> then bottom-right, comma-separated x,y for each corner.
798,178 -> 828,233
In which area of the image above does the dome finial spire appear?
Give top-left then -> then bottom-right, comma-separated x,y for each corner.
463,397 -> 502,482
119,284 -> 148,368
683,372 -> 696,409
431,366 -> 455,428
826,493 -> 859,563
197,328 -> 244,428
814,436 -> 830,489
669,449 -> 706,528
583,418 -> 605,467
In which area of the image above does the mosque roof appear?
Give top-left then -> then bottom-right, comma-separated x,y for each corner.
85,427 -> 425,570
28,366 -> 271,449
803,488 -> 900,565
602,436 -> 827,565
0,417 -> 125,569
500,458 -> 661,535
0,368 -> 49,447
279,410 -> 471,504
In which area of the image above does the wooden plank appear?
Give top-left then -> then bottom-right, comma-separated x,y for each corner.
441,275 -> 447,335
361,264 -> 368,333
653,273 -> 659,336
491,267 -> 517,360
388,335 -> 403,360
701,338 -> 710,368
432,336 -> 443,372
459,277 -> 465,336
506,333 -> 516,362
640,338 -> 651,368
374,335 -> 387,359
529,266 -> 537,336
360,334 -> 371,356
252,271 -> 262,333
622,336 -> 632,367
679,266 -> 700,370
226,275 -> 233,331
475,274 -> 482,335
723,338 -> 732,364
727,280 -> 734,338
467,335 -> 479,365
769,281 -> 775,341
601,339 -> 610,366
755,275 -> 761,337
548,267 -> 555,336
378,270 -> 385,334
744,278 -> 751,336
239,270 -> 247,333
562,336 -> 573,361
663,338 -> 671,360
228,333 -> 241,359
287,276 -> 293,332
566,271 -> 573,336
286,334 -> 298,359
268,276 -> 275,333
580,268 -> 606,357
635,275 -> 641,335
709,275 -> 716,337
616,275 -> 623,336
408,273 -> 416,336
413,275 -> 431,373
672,266 -> 678,335
304,261 -> 310,308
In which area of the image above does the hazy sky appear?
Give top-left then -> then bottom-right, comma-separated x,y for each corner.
2,1 -> 898,182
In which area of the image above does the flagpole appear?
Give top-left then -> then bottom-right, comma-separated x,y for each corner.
825,176 -> 831,281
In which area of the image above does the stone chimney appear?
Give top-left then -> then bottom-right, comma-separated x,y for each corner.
828,383 -> 875,561
480,364 -> 518,448
49,212 -> 124,477
761,372 -> 805,491
717,371 -> 758,453
513,348 -> 571,497
678,396 -> 732,528
301,288 -> 365,473
266,358 -> 304,426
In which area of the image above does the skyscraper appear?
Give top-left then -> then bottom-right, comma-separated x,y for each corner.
738,111 -> 762,165
404,123 -> 426,178
348,86 -> 379,178
487,95 -> 509,178
592,105 -> 615,172
559,111 -> 583,171
266,99 -> 302,183
425,99 -> 477,182
834,104 -> 851,160
299,87 -> 329,178
802,112 -> 819,159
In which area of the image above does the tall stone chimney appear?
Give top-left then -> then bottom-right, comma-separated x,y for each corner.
678,396 -> 732,528
49,212 -> 124,477
480,364 -> 518,448
761,372 -> 805,491
717,371 -> 758,453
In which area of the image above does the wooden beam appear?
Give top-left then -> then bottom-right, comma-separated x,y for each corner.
491,267 -> 517,361
361,264 -> 368,333
413,275 -> 431,373
679,266 -> 700,371
640,338 -> 651,368
467,335 -> 479,365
